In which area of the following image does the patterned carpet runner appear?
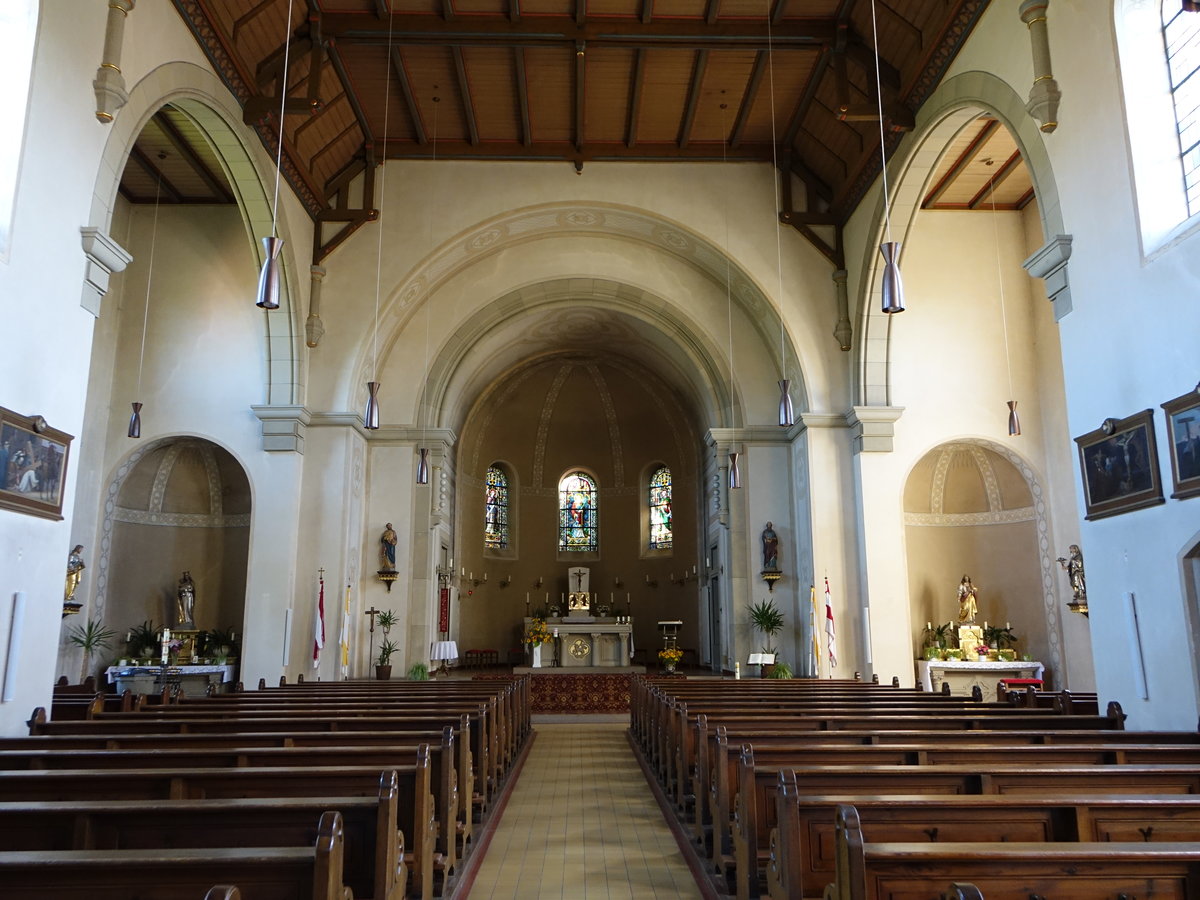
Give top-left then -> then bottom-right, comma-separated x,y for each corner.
474,673 -> 633,713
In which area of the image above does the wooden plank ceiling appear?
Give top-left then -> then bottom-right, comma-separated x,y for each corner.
138,0 -> 1021,262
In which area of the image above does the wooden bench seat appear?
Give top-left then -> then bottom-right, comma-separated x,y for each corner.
0,809 -> 353,900
819,804 -> 1200,900
0,773 -> 406,900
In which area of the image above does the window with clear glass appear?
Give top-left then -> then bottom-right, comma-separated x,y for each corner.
649,466 -> 672,549
558,471 -> 598,552
1164,3 -> 1200,216
484,465 -> 509,550
0,1 -> 39,260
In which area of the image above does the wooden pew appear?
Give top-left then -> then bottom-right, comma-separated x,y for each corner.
767,773 -> 1200,900
0,809 -> 354,900
0,759 -> 437,900
0,727 -> 467,873
820,804 -> 1200,900
0,770 -> 406,900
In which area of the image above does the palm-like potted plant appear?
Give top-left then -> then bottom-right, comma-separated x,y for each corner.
376,609 -> 398,634
127,620 -> 159,663
375,638 -> 399,680
67,618 -> 117,683
747,598 -> 786,675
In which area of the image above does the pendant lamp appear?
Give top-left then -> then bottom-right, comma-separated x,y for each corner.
870,0 -> 905,315
255,0 -> 294,310
764,2 -> 795,426
129,155 -> 164,438
728,451 -> 742,490
416,448 -> 430,485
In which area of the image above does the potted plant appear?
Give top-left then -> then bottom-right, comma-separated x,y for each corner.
376,609 -> 398,635
922,621 -> 955,660
767,660 -> 794,679
66,618 -> 117,683
127,620 -> 159,663
658,647 -> 683,673
375,638 -> 398,680
982,624 -> 1017,650
407,662 -> 429,681
747,598 -> 785,675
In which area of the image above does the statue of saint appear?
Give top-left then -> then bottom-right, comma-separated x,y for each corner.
380,523 -> 398,571
957,575 -> 978,624
1057,545 -> 1087,613
64,545 -> 85,603
761,523 -> 779,571
176,571 -> 195,628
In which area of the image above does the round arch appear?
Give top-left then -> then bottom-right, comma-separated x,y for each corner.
88,61 -> 304,406
853,71 -> 1067,408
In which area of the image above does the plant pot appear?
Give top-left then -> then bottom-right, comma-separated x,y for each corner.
760,663 -> 776,678
664,661 -> 677,674
375,665 -> 392,680
531,644 -> 543,668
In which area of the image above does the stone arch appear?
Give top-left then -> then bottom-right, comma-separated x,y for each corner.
902,436 -> 1063,679
854,71 -> 1067,408
348,202 -> 805,428
88,61 -> 303,406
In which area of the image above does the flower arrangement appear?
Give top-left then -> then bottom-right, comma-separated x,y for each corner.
524,617 -> 552,646
974,645 -> 991,659
658,648 -> 683,664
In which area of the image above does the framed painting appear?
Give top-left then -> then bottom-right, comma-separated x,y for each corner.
1162,387 -> 1200,501
1074,409 -> 1164,521
0,406 -> 73,521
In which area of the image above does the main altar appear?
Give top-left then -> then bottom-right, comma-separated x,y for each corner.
521,616 -> 636,670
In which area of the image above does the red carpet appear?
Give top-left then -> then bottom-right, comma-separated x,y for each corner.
474,673 -> 633,713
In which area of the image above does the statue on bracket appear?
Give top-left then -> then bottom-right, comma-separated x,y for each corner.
177,571 -> 196,629
380,523 -> 398,571
63,544 -> 85,617
761,523 -> 782,591
1057,545 -> 1088,616
956,575 -> 978,625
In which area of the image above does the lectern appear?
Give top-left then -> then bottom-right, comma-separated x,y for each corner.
657,620 -> 682,651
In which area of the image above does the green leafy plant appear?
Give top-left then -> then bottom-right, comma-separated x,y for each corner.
205,627 -> 239,663
747,599 -> 786,654
127,620 -> 159,659
767,660 -> 794,679
376,638 -> 399,666
924,621 -> 956,649
407,662 -> 429,681
982,624 -> 1017,649
67,618 -> 118,682
376,610 -> 398,634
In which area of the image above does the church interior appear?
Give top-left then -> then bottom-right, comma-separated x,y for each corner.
1,0 -> 1200,893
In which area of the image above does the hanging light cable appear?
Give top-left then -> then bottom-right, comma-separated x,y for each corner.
721,99 -> 742,489
415,94 -> 440,485
255,0 -> 295,310
765,1 -> 795,427
129,158 -> 164,438
364,4 -> 396,431
870,0 -> 905,315
988,170 -> 1021,436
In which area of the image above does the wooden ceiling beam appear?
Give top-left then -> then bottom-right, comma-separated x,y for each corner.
326,41 -> 374,144
626,49 -> 645,147
443,0 -> 456,21
255,35 -> 313,88
705,0 -> 720,26
154,112 -> 235,203
575,41 -> 587,153
769,0 -> 786,27
678,50 -> 708,149
788,157 -> 835,207
641,0 -> 653,25
390,47 -> 426,145
576,0 -> 586,28
875,0 -> 923,50
921,117 -> 999,207
783,46 -> 830,148
378,137 -> 779,162
317,15 -> 836,48
967,149 -> 1023,209
129,146 -> 184,204
509,0 -> 521,23
515,47 -> 532,146
729,50 -> 765,149
453,46 -> 480,145
373,0 -> 390,18
232,0 -> 275,44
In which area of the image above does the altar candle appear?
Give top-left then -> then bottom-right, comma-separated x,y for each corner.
610,593 -> 614,603
125,630 -> 131,642
645,574 -> 651,584
449,557 -> 453,568
926,622 -> 931,630
525,592 -> 530,606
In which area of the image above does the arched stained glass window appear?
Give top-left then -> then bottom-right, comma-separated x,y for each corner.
558,471 -> 598,551
1164,2 -> 1200,216
649,466 -> 672,549
484,465 -> 509,549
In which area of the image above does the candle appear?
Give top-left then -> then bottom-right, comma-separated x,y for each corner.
610,592 -> 614,603
1006,621 -> 1010,630
525,592 -> 530,606
926,622 -> 932,630
645,574 -> 651,584
449,556 -> 453,568
125,630 -> 131,642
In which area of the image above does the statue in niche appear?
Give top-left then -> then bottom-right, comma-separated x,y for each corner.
177,571 -> 196,628
957,575 -> 979,625
64,545 -> 85,614
1057,545 -> 1087,614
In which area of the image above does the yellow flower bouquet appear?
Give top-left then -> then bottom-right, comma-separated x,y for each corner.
657,648 -> 683,664
523,617 -> 552,646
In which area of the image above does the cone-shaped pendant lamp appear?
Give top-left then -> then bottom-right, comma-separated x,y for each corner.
1007,400 -> 1022,436
728,451 -> 742,490
363,381 -> 381,430
256,236 -> 284,309
127,402 -> 142,439
778,379 -> 795,427
879,241 -> 905,314
416,447 -> 430,485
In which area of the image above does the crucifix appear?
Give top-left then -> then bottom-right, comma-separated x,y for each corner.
364,606 -> 381,667
573,570 -> 585,591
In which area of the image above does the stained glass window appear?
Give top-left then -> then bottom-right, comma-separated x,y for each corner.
1164,2 -> 1200,216
558,471 -> 598,552
649,466 -> 672,549
484,465 -> 509,549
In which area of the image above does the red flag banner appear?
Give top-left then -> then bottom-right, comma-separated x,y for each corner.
312,575 -> 325,669
824,577 -> 837,670
438,587 -> 450,634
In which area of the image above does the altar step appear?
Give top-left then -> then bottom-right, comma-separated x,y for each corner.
513,665 -> 646,674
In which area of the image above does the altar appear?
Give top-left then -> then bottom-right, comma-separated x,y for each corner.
105,664 -> 235,698
523,617 -> 634,669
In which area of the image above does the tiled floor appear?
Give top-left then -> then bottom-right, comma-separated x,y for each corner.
464,722 -> 705,900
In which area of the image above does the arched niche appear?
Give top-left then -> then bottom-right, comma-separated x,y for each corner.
98,437 -> 250,648
903,440 -> 1061,681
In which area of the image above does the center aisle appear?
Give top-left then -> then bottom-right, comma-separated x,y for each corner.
463,722 -> 706,900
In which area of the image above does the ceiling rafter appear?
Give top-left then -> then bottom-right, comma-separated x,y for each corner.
129,146 -> 184,203
390,47 -> 427,145
231,0 -> 275,44
678,50 -> 709,149
729,50 -> 765,149
155,111 -> 235,203
575,42 -> 587,154
967,149 -> 1023,209
641,0 -> 653,26
509,0 -> 520,23
922,117 -> 1000,207
376,138 -> 779,163
626,50 -> 646,147
705,0 -> 720,26
515,47 -> 532,146
326,41 -> 373,145
453,46 -> 480,145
